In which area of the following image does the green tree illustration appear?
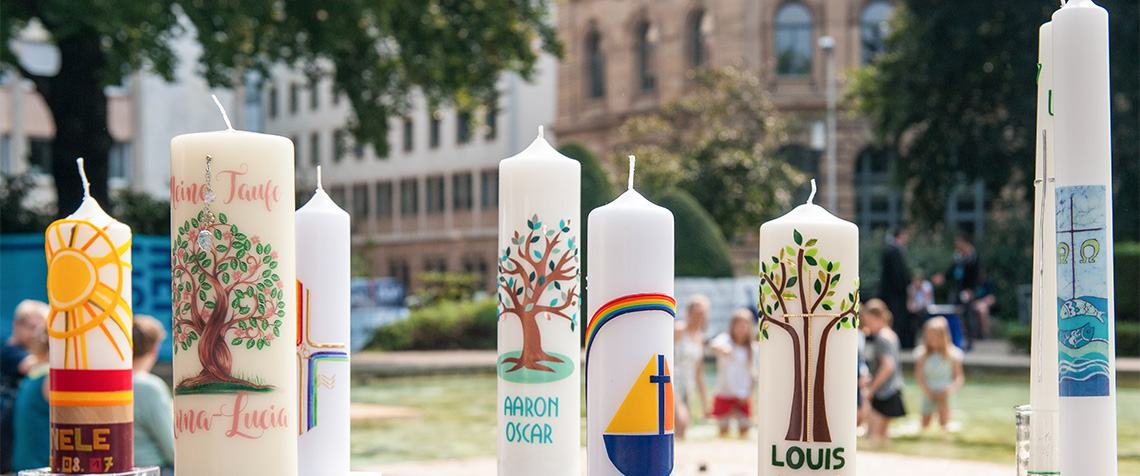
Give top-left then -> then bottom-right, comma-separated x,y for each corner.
759,229 -> 859,443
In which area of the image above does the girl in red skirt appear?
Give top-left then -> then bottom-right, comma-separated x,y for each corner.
708,309 -> 758,438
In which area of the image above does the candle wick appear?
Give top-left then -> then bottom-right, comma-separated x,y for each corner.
76,157 -> 91,198
538,125 -> 544,139
212,94 -> 235,131
628,155 -> 636,191
317,165 -> 324,191
807,178 -> 817,205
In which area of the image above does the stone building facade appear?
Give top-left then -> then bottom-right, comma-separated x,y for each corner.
553,0 -> 901,226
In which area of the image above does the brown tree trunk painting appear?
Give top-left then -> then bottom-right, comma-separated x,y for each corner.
171,213 -> 287,393
499,215 -> 579,373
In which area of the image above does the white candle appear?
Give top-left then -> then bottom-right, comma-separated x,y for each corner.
44,158 -> 134,473
1028,20 -> 1060,474
757,181 -> 858,475
169,99 -> 297,476
586,156 -> 676,476
296,167 -> 351,476
497,127 -> 581,476
1052,2 -> 1117,475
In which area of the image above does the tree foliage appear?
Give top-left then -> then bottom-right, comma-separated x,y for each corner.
1,0 -> 559,216
557,142 -> 615,319
849,0 -> 1137,239
618,67 -> 807,239
654,188 -> 734,278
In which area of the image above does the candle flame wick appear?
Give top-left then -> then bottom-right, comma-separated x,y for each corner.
628,155 -> 636,191
76,157 -> 90,198
807,178 -> 817,205
212,94 -> 235,131
538,125 -> 544,139
317,165 -> 324,191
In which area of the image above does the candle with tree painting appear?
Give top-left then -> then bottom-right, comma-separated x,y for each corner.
497,127 -> 581,476
44,158 -> 134,473
295,167 -> 350,475
586,156 -> 676,476
1052,2 -> 1117,475
169,102 -> 297,476
757,181 -> 859,475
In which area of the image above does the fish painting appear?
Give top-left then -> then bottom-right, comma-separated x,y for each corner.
1059,298 -> 1106,323
1059,323 -> 1100,349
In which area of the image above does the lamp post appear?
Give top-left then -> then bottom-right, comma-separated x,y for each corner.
818,35 -> 837,213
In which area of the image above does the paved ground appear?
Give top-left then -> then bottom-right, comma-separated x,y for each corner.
362,439 -> 1013,476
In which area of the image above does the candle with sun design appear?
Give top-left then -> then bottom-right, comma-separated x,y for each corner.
44,158 -> 134,473
169,99 -> 297,476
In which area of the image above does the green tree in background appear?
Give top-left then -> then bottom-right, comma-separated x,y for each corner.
619,67 -> 807,240
654,188 -> 734,278
1,1 -> 559,217
849,0 -> 1137,240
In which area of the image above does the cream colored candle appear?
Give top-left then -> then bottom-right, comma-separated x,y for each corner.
1052,2 -> 1117,475
586,157 -> 676,476
497,127 -> 581,476
296,167 -> 351,475
169,107 -> 297,476
45,158 -> 134,473
757,182 -> 858,475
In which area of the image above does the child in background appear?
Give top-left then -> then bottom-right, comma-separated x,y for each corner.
10,323 -> 49,472
915,316 -> 965,433
862,299 -> 906,446
132,315 -> 175,475
708,309 -> 758,438
907,268 -> 934,318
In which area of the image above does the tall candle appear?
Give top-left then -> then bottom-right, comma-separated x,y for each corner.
497,127 -> 581,476
169,101 -> 297,476
586,157 -> 676,476
757,181 -> 858,476
295,167 -> 351,476
44,158 -> 134,473
1052,2 -> 1117,475
1027,20 -> 1060,474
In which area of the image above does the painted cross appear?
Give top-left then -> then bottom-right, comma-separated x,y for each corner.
297,282 -> 348,434
649,354 -> 670,436
1056,194 -> 1104,300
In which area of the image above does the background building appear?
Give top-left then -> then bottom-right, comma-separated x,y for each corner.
552,0 -> 983,237
263,55 -> 558,292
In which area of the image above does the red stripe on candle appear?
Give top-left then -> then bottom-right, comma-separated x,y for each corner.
50,368 -> 133,392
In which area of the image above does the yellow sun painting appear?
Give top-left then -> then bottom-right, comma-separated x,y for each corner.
45,219 -> 133,369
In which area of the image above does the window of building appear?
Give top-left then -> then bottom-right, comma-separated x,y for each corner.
854,147 -> 901,233
375,181 -> 393,217
109,142 -> 131,180
861,1 -> 893,64
586,29 -> 606,99
402,117 -> 414,152
774,2 -> 814,76
329,185 -> 347,209
457,111 -> 472,144
389,259 -> 410,289
0,134 -> 10,175
355,139 -> 365,159
289,83 -> 300,114
453,173 -> 473,211
27,138 -> 52,175
485,109 -> 498,140
776,144 -> 819,203
426,175 -> 445,214
636,21 -> 657,92
423,257 -> 448,273
333,129 -> 347,163
462,255 -> 490,290
309,80 -> 319,110
400,178 -> 419,216
310,131 -> 321,166
352,183 -> 369,229
429,112 -> 441,148
480,169 -> 498,208
689,10 -> 713,68
268,85 -> 278,119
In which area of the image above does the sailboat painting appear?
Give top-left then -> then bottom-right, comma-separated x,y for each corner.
603,354 -> 674,476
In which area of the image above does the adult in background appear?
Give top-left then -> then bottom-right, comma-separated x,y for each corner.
934,233 -> 981,349
132,315 -> 175,475
674,294 -> 710,440
1,300 -> 49,473
10,321 -> 49,471
879,227 -> 914,349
